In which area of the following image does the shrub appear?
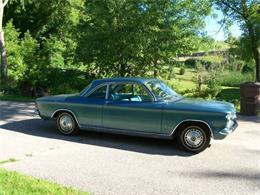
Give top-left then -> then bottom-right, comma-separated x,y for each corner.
184,58 -> 196,68
184,58 -> 215,70
206,80 -> 221,98
167,65 -> 175,80
179,67 -> 185,75
241,63 -> 254,73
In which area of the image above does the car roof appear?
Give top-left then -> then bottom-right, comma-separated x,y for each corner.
92,77 -> 159,85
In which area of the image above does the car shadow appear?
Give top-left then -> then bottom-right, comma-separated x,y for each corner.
0,118 -> 194,157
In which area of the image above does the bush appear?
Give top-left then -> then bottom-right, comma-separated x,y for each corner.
241,63 -> 254,73
184,58 -> 196,68
206,80 -> 221,98
167,65 -> 175,80
215,71 -> 254,87
179,67 -> 185,75
184,58 -> 215,69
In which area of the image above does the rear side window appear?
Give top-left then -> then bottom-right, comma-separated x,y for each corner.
87,85 -> 107,99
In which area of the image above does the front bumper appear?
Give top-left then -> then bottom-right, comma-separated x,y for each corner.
34,108 -> 40,115
219,120 -> 238,135
214,118 -> 238,140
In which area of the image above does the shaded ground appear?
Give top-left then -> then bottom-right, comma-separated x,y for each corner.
0,101 -> 260,195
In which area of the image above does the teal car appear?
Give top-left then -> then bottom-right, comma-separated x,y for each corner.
36,77 -> 238,153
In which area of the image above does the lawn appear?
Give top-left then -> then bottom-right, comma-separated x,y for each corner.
0,168 -> 89,195
166,67 -> 241,110
165,67 -> 197,91
0,94 -> 35,102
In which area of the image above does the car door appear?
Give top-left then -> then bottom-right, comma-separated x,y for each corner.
102,82 -> 162,133
76,84 -> 108,127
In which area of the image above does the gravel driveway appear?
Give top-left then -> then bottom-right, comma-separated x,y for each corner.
0,101 -> 260,195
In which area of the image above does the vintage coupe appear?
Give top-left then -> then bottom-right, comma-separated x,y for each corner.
36,78 -> 238,153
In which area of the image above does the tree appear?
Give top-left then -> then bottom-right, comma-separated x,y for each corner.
77,0 -> 211,77
3,0 -> 83,95
0,0 -> 8,88
215,0 -> 260,82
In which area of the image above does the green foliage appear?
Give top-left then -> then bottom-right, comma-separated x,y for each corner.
179,67 -> 185,75
206,79 -> 221,98
4,22 -> 39,88
184,58 -> 196,68
196,36 -> 230,52
214,0 -> 260,82
167,65 -> 175,80
41,36 -> 66,69
217,87 -> 240,109
4,21 -> 24,83
215,71 -> 254,87
3,0 -> 252,101
2,0 -> 86,96
77,0 -> 211,77
43,68 -> 92,95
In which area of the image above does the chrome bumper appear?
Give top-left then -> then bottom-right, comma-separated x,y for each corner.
219,120 -> 238,135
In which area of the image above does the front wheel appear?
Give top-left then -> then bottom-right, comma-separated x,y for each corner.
178,124 -> 211,153
56,112 -> 79,135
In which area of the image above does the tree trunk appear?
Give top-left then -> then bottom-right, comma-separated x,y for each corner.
252,46 -> 260,82
246,21 -> 260,82
119,63 -> 126,77
0,30 -> 7,87
153,60 -> 158,78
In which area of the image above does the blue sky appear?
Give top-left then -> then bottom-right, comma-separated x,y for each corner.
204,10 -> 242,41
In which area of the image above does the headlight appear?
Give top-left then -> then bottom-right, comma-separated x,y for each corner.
226,112 -> 236,120
226,113 -> 236,128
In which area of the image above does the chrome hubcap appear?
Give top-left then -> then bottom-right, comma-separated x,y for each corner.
59,115 -> 73,132
184,128 -> 204,148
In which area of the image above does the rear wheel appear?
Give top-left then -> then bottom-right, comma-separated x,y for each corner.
178,124 -> 210,153
56,112 -> 79,135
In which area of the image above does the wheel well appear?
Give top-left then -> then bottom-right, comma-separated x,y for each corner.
52,110 -> 79,126
172,121 -> 212,138
52,110 -> 63,118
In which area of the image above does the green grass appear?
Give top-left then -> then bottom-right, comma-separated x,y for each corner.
0,94 -> 35,102
174,67 -> 195,81
167,67 -> 241,111
0,168 -> 89,195
169,67 -> 208,91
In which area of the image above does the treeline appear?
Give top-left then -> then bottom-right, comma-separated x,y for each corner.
0,0 -> 212,96
1,0 -> 258,96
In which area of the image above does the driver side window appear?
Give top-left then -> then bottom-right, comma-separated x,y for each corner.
109,83 -> 153,102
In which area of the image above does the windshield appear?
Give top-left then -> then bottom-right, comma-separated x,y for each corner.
146,80 -> 181,101
79,83 -> 92,96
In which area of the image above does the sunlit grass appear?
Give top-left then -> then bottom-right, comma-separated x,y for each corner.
0,168 -> 90,195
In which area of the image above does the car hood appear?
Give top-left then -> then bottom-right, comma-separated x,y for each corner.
36,94 -> 78,102
164,98 -> 236,113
